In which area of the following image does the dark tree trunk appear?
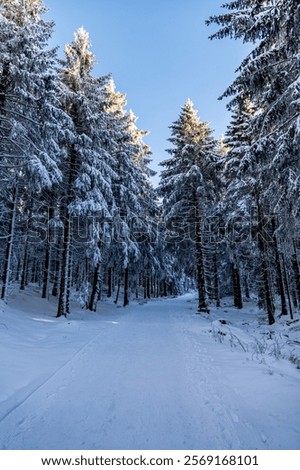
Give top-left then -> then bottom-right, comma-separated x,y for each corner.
136,283 -> 139,300
151,275 -> 156,298
292,240 -> 300,306
97,283 -> 102,301
281,253 -> 293,320
291,289 -> 298,309
156,277 -> 159,298
52,250 -> 60,297
195,211 -> 209,313
163,279 -> 167,297
74,262 -> 80,291
20,200 -> 33,290
271,218 -> 287,316
57,214 -> 70,318
41,243 -> 50,299
146,275 -> 151,299
57,145 -> 76,318
107,267 -> 112,297
213,252 -> 220,307
257,198 -> 275,325
1,185 -> 18,301
0,62 -> 9,110
112,267 -> 116,293
123,267 -> 129,307
143,274 -> 147,300
88,263 -> 101,312
170,283 -> 174,296
232,257 -> 243,309
66,249 -> 72,315
114,277 -> 121,304
20,238 -> 29,291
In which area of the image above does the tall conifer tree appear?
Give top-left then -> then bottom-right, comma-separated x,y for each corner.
159,100 -> 218,313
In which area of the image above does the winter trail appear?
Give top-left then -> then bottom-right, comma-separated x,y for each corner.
0,294 -> 299,449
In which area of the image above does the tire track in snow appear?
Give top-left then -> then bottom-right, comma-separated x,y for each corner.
0,328 -> 103,426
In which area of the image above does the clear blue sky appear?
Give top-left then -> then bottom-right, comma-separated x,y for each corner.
45,0 -> 249,185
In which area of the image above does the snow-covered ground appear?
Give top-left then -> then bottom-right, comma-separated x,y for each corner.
0,289 -> 299,450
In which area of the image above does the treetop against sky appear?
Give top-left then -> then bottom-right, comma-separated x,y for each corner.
45,0 -> 251,182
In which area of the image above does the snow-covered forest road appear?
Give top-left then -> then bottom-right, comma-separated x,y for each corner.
0,293 -> 299,450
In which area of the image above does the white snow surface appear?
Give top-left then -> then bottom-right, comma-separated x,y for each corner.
0,289 -> 299,450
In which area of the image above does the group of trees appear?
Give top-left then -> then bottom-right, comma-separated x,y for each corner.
0,0 -> 299,325
159,0 -> 300,324
0,0 -> 178,317
208,0 -> 300,325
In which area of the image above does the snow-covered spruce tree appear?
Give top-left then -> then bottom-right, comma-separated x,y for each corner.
223,99 -> 278,323
159,100 -> 219,313
221,98 -> 256,309
101,79 -> 158,307
207,0 -> 300,166
57,28 -> 115,316
101,80 -> 139,307
126,109 -> 156,178
207,0 -> 300,323
125,109 -> 160,300
0,0 -> 68,302
224,99 -> 285,322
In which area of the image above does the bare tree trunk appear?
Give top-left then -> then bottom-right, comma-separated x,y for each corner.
163,279 -> 167,297
195,211 -> 209,313
146,274 -> 151,299
51,249 -> 60,297
107,266 -> 112,297
57,145 -> 76,318
41,242 -> 50,299
88,263 -> 101,312
244,275 -> 250,300
20,237 -> 29,291
30,259 -> 37,283
232,256 -> 243,309
66,249 -> 73,315
114,277 -> 121,304
292,240 -> 300,306
257,198 -> 275,325
1,184 -> 18,302
42,207 -> 54,299
112,267 -> 116,293
281,252 -> 293,320
213,251 -> 220,307
57,214 -> 71,318
271,218 -> 287,316
143,273 -> 147,300
123,267 -> 129,307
